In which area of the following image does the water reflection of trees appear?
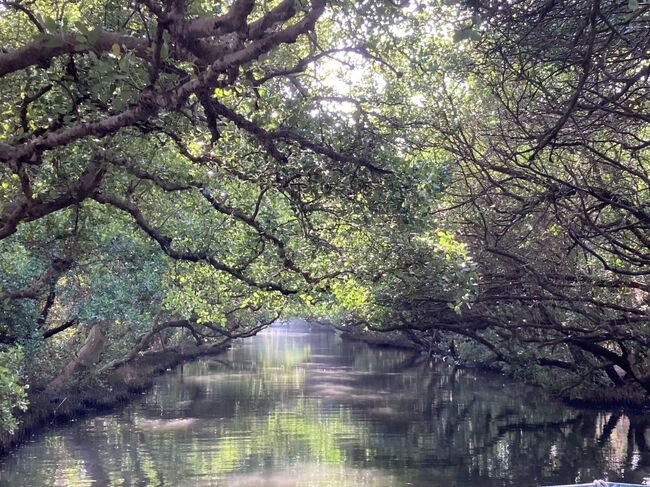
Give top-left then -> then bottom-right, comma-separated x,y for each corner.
0,329 -> 648,486
302,337 -> 650,485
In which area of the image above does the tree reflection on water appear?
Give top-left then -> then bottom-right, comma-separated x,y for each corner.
0,324 -> 648,486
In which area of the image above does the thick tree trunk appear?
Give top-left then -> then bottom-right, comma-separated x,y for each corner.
46,325 -> 106,395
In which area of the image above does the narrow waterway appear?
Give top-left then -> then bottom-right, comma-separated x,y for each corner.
1,325 -> 649,486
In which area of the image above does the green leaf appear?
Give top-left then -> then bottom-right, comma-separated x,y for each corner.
76,22 -> 90,35
453,28 -> 480,43
118,54 -> 130,72
453,29 -> 469,43
628,0 -> 639,10
42,16 -> 58,33
86,26 -> 102,44
160,41 -> 169,61
43,36 -> 65,48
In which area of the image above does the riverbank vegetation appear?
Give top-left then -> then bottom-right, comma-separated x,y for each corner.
0,0 -> 648,436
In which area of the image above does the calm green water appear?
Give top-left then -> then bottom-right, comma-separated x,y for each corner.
1,325 -> 649,486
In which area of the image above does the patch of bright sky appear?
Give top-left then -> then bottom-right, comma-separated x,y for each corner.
317,52 -> 386,96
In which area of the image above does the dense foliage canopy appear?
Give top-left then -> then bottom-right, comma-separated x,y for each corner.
0,0 -> 648,432
337,0 -> 650,401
